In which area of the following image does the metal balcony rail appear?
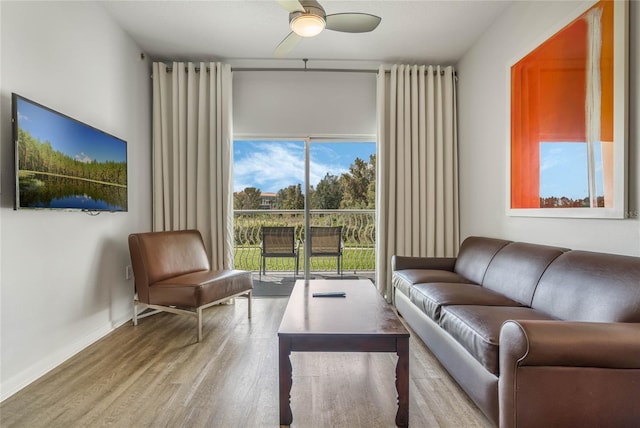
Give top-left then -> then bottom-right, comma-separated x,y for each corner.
234,209 -> 375,275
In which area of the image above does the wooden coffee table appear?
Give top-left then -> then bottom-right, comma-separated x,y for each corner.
278,279 -> 410,427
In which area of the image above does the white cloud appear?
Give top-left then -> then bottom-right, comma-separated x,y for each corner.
74,152 -> 93,163
234,143 -> 303,193
234,142 -> 349,193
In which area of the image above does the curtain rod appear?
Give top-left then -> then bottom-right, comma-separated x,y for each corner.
162,66 -> 456,77
234,67 -> 377,73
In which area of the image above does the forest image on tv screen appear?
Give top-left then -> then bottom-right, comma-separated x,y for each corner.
14,95 -> 127,211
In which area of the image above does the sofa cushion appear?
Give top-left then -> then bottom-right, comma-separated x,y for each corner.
532,250 -> 640,322
411,282 -> 524,321
482,242 -> 568,305
393,269 -> 471,297
439,305 -> 555,375
454,237 -> 511,285
150,269 -> 253,307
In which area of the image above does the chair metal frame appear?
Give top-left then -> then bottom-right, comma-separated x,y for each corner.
133,290 -> 251,342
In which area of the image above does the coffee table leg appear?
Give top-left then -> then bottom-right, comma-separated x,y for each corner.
395,337 -> 409,427
279,336 -> 293,426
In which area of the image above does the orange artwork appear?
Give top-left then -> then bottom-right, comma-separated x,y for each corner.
510,0 -> 616,210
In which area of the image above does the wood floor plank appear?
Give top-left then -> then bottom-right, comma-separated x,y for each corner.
1,297 -> 492,427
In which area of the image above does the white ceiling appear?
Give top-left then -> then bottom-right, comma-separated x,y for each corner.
101,0 -> 512,66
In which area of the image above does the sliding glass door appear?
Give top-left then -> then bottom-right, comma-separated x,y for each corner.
233,137 -> 375,281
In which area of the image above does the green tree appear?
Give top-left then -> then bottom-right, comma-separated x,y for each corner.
234,187 -> 262,209
276,184 -> 304,209
233,192 -> 244,210
312,173 -> 342,209
340,154 -> 376,209
17,128 -> 126,185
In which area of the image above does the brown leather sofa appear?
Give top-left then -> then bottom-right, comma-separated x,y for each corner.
392,236 -> 640,427
128,229 -> 253,342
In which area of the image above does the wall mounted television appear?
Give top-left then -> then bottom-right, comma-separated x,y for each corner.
12,93 -> 128,212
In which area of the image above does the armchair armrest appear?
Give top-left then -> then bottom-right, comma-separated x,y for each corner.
392,255 -> 456,271
499,320 -> 640,428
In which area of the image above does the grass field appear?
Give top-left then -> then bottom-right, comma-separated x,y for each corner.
234,245 -> 375,272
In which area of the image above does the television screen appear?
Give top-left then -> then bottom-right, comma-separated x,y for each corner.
12,93 -> 128,212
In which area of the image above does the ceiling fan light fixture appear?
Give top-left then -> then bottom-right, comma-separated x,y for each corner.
290,14 -> 326,37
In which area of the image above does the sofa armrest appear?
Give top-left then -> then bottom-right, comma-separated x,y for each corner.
392,255 -> 457,271
501,320 -> 640,368
499,320 -> 640,428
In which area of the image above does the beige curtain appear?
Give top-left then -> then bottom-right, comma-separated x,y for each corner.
152,62 -> 234,270
376,64 -> 459,301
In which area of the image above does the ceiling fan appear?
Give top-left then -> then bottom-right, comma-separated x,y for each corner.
274,0 -> 382,58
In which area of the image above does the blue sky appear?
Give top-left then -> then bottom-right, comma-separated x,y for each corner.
233,140 -> 375,193
539,142 -> 603,199
16,96 -> 126,163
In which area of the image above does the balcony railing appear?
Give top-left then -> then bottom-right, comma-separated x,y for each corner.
234,209 -> 375,275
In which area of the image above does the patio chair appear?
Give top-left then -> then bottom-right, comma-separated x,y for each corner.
261,226 -> 300,277
309,226 -> 344,276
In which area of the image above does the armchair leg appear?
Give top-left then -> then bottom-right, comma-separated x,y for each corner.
133,299 -> 139,326
197,307 -> 203,342
247,291 -> 252,319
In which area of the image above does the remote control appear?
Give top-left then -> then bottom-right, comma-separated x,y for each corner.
312,291 -> 346,298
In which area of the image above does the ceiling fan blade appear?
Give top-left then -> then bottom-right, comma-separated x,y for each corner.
325,13 -> 381,33
276,0 -> 305,13
274,32 -> 303,58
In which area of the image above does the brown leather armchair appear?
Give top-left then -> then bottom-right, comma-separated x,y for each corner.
128,229 -> 253,342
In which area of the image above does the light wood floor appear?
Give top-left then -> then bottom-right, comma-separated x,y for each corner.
1,297 -> 492,427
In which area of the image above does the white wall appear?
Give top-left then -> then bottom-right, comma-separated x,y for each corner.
457,0 -> 640,256
0,2 -> 152,399
233,70 -> 377,137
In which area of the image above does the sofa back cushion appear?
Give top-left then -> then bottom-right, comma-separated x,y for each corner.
454,236 -> 511,284
129,229 -> 211,286
531,250 -> 640,322
482,242 -> 568,305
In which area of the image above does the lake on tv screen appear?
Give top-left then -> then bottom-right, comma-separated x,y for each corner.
19,174 -> 127,211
